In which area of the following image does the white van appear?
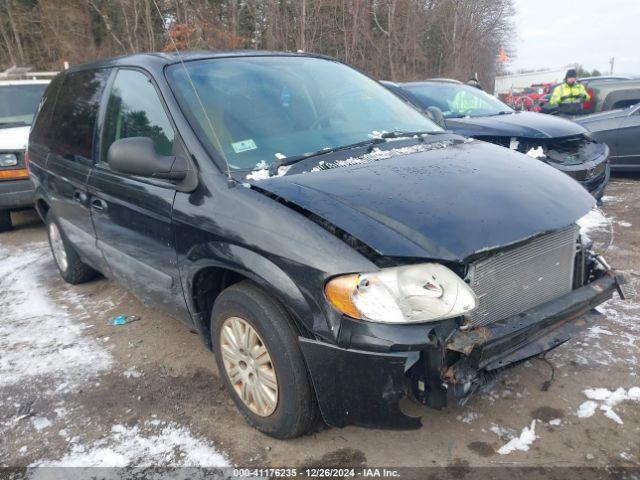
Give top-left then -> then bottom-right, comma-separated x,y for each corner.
0,79 -> 49,231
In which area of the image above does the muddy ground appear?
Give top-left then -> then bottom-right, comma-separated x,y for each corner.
0,176 -> 639,473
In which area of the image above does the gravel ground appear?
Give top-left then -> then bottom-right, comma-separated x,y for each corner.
0,176 -> 639,473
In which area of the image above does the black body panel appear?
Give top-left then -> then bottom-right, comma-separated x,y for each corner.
27,52 -> 628,431
251,140 -> 595,262
577,105 -> 640,171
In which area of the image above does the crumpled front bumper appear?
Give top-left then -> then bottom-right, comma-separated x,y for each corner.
444,272 -> 628,385
546,141 -> 610,200
300,270 -> 631,430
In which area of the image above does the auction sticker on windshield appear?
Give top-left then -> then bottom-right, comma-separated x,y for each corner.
232,139 -> 257,153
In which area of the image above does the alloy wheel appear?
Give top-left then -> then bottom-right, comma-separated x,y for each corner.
219,316 -> 279,416
49,222 -> 68,273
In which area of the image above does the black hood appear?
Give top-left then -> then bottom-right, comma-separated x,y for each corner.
251,140 -> 594,262
446,111 -> 588,139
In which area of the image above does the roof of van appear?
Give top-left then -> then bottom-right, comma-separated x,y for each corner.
61,50 -> 335,75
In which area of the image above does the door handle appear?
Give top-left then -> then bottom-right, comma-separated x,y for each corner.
73,191 -> 88,203
90,198 -> 107,212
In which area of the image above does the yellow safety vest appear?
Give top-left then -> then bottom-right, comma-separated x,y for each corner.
550,82 -> 590,106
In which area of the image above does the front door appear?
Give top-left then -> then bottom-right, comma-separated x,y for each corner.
87,68 -> 189,322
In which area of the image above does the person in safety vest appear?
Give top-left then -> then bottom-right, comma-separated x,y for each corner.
549,69 -> 590,114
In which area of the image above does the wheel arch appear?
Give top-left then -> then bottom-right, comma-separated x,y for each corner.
34,195 -> 50,221
184,246 -> 319,349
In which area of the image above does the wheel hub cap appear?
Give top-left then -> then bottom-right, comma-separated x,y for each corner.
220,317 -> 278,417
49,222 -> 68,272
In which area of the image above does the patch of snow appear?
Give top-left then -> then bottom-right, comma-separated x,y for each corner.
457,411 -> 479,424
584,386 -> 640,406
497,420 -> 537,455
526,146 -> 545,159
548,418 -> 561,426
32,423 -> 230,467
586,326 -> 614,337
600,405 -> 623,425
601,195 -> 618,203
577,208 -> 609,237
32,417 -> 52,431
245,163 -> 291,181
577,401 -> 598,418
123,368 -> 142,379
490,424 -> 517,440
0,244 -> 112,389
578,387 -> 640,424
617,220 -> 632,228
311,141 -> 456,172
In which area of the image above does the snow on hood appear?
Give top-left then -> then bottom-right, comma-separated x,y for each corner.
251,139 -> 595,261
0,125 -> 30,151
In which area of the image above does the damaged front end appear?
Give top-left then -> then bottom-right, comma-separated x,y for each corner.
300,228 -> 633,430
503,134 -> 610,200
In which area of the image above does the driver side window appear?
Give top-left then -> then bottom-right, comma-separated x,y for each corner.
101,69 -> 175,165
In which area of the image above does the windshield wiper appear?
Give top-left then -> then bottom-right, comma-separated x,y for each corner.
380,130 -> 446,139
268,137 -> 386,176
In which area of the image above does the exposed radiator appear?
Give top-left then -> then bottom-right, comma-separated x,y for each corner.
466,225 -> 579,327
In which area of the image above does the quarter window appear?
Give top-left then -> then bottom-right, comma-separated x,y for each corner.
101,69 -> 175,165
47,69 -> 110,160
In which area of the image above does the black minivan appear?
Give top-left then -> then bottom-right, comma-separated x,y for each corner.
29,52 -> 631,439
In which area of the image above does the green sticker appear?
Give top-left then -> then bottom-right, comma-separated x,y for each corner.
232,139 -> 257,153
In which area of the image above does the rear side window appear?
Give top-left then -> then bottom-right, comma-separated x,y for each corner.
30,77 -> 62,146
100,69 -> 175,165
48,69 -> 110,161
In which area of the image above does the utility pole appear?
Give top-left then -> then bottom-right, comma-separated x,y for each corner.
609,57 -> 615,75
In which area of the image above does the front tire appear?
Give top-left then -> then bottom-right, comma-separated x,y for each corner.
46,211 -> 98,284
0,210 -> 12,232
211,281 -> 317,439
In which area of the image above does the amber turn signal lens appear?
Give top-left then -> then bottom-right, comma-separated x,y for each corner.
325,274 -> 362,319
0,168 -> 29,180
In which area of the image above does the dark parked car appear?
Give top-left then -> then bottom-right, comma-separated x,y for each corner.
29,52 -> 631,439
383,80 -> 610,200
0,79 -> 49,231
576,103 -> 640,171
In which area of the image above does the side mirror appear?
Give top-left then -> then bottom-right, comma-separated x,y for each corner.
425,106 -> 446,128
107,137 -> 188,181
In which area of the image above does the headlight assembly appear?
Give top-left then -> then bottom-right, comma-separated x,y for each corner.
0,153 -> 18,167
325,263 -> 477,324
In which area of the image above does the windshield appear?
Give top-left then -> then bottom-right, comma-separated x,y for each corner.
167,56 -> 441,170
0,84 -> 48,127
401,83 -> 514,119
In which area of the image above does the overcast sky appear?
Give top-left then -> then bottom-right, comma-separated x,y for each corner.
509,0 -> 640,75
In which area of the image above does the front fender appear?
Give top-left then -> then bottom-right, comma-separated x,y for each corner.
181,242 -> 324,334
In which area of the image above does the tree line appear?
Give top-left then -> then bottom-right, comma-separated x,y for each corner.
1,0 -> 514,88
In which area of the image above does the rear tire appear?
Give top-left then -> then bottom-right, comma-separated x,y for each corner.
211,280 -> 318,439
0,210 -> 12,232
46,211 -> 98,284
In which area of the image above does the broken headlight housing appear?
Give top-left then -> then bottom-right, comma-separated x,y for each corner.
325,263 -> 477,323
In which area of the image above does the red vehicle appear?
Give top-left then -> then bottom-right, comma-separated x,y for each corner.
501,84 -> 550,112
